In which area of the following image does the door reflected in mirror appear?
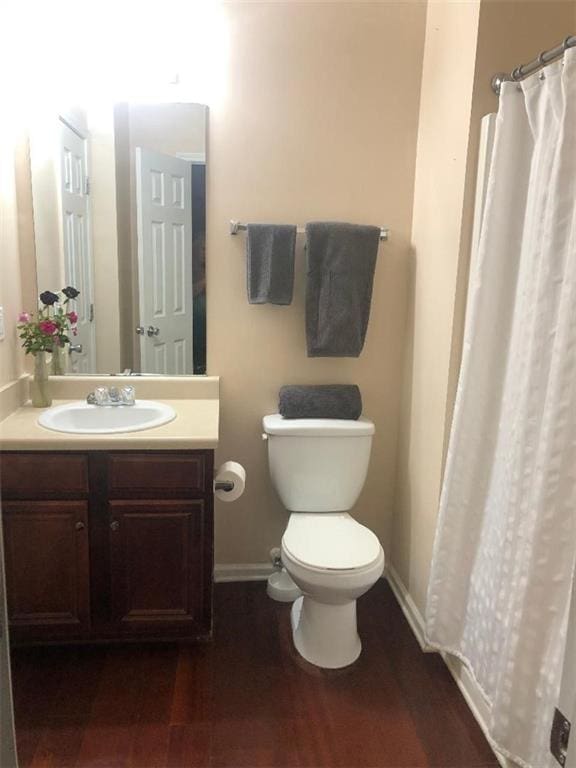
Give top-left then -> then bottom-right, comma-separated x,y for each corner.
30,102 -> 207,375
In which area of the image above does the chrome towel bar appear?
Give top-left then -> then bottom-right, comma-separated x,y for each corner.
230,220 -> 389,242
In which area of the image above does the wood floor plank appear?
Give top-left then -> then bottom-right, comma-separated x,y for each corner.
129,723 -> 171,768
74,648 -> 148,767
170,645 -> 213,726
29,724 -> 85,768
47,648 -> 108,726
11,581 -> 499,768
166,723 -> 211,768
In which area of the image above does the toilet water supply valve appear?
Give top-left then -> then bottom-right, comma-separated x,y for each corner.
267,546 -> 302,603
270,547 -> 283,570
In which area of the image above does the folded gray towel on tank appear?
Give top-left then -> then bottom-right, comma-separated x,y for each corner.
305,222 -> 380,356
246,223 -> 297,305
278,385 -> 362,420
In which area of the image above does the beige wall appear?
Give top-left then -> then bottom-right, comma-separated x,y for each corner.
208,1 -> 426,564
29,120 -> 63,293
114,103 -> 133,371
87,105 -> 122,373
127,103 -> 206,158
391,0 -> 576,614
0,130 -> 25,386
391,0 -> 481,612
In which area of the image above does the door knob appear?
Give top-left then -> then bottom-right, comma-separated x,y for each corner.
69,343 -> 83,354
75,521 -> 85,531
110,520 -> 119,531
135,326 -> 145,335
147,326 -> 160,337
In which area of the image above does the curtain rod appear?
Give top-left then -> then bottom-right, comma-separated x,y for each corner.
491,35 -> 576,95
230,220 -> 390,242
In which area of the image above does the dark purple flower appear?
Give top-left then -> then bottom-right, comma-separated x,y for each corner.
39,290 -> 59,306
62,286 -> 80,299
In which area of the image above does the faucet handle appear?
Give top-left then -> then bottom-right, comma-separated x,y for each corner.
120,386 -> 136,405
94,386 -> 110,405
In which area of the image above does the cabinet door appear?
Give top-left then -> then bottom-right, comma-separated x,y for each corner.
2,501 -> 90,640
109,500 -> 207,636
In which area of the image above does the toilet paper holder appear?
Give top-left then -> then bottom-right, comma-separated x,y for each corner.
214,479 -> 235,493
213,461 -> 246,501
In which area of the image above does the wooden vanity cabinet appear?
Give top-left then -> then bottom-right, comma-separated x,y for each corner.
0,450 -> 214,645
2,500 -> 91,641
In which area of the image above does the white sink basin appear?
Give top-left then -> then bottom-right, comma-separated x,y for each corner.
38,400 -> 176,434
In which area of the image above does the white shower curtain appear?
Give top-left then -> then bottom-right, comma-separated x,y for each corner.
426,49 -> 576,768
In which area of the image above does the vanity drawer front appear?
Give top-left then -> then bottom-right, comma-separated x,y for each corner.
0,453 -> 88,499
107,452 -> 208,498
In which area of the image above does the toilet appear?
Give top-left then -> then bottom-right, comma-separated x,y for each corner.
263,414 -> 385,669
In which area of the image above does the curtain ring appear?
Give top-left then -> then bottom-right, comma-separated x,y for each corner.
563,36 -> 572,51
512,65 -> 523,81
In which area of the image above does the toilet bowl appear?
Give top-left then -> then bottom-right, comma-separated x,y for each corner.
263,414 -> 384,669
282,513 -> 384,668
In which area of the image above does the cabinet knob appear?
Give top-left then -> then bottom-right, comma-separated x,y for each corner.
75,521 -> 85,531
110,520 -> 120,531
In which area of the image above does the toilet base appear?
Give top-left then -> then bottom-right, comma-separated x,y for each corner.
267,569 -> 302,602
290,595 -> 361,669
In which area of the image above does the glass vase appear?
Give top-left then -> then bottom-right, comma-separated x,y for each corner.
31,352 -> 52,408
50,343 -> 67,376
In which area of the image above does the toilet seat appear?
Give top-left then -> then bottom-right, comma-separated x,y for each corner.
282,513 -> 381,571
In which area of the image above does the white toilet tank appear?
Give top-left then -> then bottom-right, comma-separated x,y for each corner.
263,414 -> 375,512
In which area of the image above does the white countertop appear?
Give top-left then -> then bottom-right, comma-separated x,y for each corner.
0,399 -> 219,451
0,376 -> 220,451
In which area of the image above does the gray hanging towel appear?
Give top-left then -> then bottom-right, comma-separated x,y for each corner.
305,222 -> 380,356
246,223 -> 297,305
279,384 -> 362,420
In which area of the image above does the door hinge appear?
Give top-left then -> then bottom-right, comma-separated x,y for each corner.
551,708 -> 571,767
85,176 -> 90,195
89,303 -> 94,322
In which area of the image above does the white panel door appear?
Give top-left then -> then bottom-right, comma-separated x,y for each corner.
135,148 -> 193,375
59,119 -> 96,373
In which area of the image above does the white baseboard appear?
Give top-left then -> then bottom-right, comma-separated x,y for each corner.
385,564 -> 513,768
214,563 -> 274,583
385,563 -> 429,651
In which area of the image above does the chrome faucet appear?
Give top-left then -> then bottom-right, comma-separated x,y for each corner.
86,386 -> 136,406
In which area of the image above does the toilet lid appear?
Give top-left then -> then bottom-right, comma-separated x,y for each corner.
282,514 -> 382,571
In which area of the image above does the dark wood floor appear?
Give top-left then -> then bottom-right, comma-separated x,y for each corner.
11,580 -> 498,768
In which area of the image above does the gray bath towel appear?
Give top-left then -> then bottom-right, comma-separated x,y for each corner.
305,222 -> 380,356
246,224 -> 297,305
279,385 -> 362,420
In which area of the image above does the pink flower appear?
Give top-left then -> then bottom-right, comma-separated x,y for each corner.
67,311 -> 78,324
18,312 -> 31,323
39,320 -> 58,336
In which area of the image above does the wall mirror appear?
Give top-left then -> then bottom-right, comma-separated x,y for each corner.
29,101 -> 207,375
